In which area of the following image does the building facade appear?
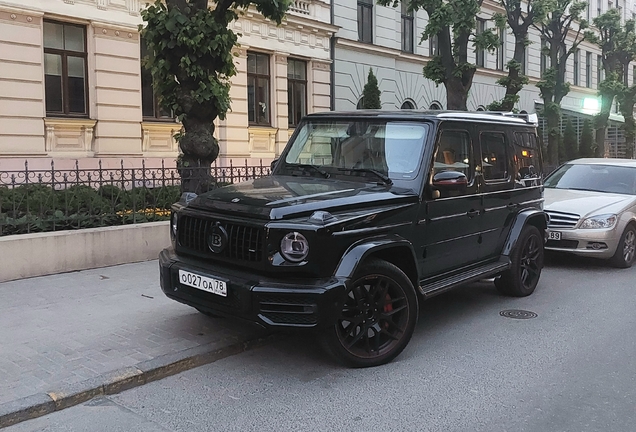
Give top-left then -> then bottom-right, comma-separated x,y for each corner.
333,0 -> 636,157
0,0 -> 336,170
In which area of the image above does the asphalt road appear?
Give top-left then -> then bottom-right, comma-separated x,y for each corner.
8,254 -> 636,432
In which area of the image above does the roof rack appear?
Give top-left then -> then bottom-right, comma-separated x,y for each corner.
481,111 -> 539,125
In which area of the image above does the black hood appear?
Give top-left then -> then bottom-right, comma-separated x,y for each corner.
187,175 -> 418,220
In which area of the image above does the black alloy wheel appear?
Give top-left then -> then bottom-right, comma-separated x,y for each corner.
496,225 -> 544,297
323,259 -> 418,367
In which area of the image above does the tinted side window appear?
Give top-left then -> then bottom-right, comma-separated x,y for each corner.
433,129 -> 473,181
480,131 -> 508,181
513,131 -> 542,186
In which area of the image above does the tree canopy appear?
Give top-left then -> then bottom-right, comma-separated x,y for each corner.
141,0 -> 290,193
379,0 -> 499,110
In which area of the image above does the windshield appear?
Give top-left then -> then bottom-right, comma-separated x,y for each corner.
281,120 -> 429,182
544,163 -> 636,195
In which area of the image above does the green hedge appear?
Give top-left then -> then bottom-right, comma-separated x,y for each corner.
0,184 -> 181,235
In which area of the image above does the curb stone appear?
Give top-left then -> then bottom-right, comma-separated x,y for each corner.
0,332 -> 279,429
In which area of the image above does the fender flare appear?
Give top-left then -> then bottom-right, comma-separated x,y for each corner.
334,234 -> 418,280
502,209 -> 548,256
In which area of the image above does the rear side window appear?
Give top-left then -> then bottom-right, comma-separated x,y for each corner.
513,131 -> 542,184
480,131 -> 508,181
433,129 -> 473,181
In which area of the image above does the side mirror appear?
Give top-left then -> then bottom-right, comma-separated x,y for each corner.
270,158 -> 279,172
432,171 -> 468,190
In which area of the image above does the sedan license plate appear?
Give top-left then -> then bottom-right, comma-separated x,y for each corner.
547,231 -> 562,241
178,270 -> 227,297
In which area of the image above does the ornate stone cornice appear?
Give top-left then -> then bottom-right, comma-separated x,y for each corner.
92,23 -> 139,42
0,8 -> 42,27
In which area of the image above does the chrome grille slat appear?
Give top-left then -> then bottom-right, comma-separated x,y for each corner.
546,210 -> 580,229
178,215 -> 263,262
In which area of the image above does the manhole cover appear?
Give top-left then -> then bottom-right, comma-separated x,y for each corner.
500,309 -> 537,319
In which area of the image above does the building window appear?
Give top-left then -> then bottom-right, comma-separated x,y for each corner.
401,2 -> 414,53
520,46 -> 526,74
247,52 -> 270,126
586,52 -> 592,87
573,49 -> 580,86
476,18 -> 486,67
43,21 -> 88,116
587,4 -> 591,20
540,38 -> 549,74
401,100 -> 416,109
357,0 -> 373,43
287,59 -> 307,128
597,54 -> 604,88
140,41 -> 172,120
429,102 -> 442,110
633,65 -> 636,85
429,34 -> 439,56
496,28 -> 505,71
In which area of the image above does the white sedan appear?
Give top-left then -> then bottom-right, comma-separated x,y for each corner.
543,158 -> 636,268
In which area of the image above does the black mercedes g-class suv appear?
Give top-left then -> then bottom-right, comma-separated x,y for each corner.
159,111 -> 547,367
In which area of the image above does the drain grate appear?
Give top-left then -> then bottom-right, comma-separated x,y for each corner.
500,309 -> 537,319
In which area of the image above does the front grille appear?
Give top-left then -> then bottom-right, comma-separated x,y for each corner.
178,215 -> 264,262
258,294 -> 318,326
546,239 -> 579,249
546,210 -> 580,228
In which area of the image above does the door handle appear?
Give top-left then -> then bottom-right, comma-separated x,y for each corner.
467,209 -> 480,218
506,203 -> 519,211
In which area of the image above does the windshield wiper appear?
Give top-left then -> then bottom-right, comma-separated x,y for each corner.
337,167 -> 393,185
285,163 -> 330,178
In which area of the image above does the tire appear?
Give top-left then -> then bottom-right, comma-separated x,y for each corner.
195,307 -> 224,318
322,258 -> 418,368
495,225 -> 544,297
609,224 -> 636,268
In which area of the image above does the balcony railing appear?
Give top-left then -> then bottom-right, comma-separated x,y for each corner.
289,0 -> 311,16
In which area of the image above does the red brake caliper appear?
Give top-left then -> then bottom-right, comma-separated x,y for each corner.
383,294 -> 393,313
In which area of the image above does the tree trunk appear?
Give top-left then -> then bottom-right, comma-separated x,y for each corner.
546,113 -> 560,165
499,37 -> 527,112
445,76 -> 469,110
178,119 -> 219,194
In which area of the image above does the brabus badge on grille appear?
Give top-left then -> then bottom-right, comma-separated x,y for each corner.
207,222 -> 228,254
231,198 -> 240,203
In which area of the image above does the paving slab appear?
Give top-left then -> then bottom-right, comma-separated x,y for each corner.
0,260 -> 272,428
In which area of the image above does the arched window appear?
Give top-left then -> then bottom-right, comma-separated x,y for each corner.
357,98 -> 365,109
401,100 -> 416,109
429,102 -> 442,110
476,105 -> 486,112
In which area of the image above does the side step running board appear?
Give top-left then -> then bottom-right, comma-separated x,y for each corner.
418,259 -> 510,299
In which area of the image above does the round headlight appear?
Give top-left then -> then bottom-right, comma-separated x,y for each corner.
170,212 -> 178,239
280,232 -> 309,262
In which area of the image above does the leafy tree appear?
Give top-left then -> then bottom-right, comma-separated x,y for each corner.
563,118 -> 578,161
361,69 -> 382,109
534,0 -> 588,165
618,86 -> 636,159
579,118 -> 594,158
141,0 -> 290,194
379,0 -> 499,110
487,0 -> 544,111
587,9 -> 636,157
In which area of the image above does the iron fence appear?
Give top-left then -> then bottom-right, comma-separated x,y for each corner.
0,159 -> 271,236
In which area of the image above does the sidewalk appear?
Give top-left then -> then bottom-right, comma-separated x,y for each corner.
0,261 -> 271,427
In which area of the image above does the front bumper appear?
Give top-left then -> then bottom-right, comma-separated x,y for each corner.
159,248 -> 347,329
545,227 -> 621,259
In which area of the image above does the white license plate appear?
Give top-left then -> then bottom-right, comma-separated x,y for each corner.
178,270 -> 227,297
547,231 -> 562,241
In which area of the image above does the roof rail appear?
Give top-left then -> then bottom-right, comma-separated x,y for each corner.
482,111 -> 539,125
